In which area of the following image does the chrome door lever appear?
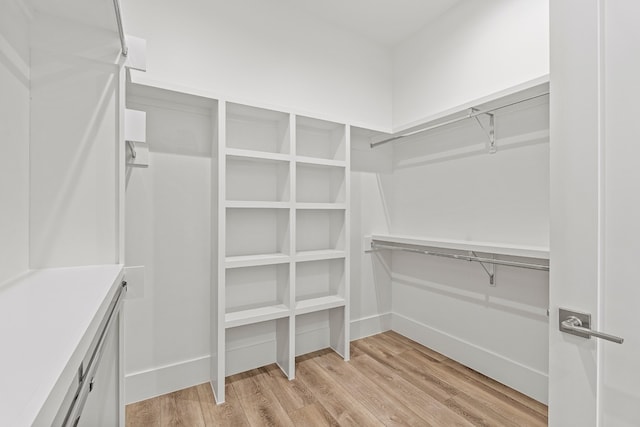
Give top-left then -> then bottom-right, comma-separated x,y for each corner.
559,308 -> 624,344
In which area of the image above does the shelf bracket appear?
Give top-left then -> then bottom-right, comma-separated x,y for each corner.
470,108 -> 496,154
126,140 -> 137,159
471,251 -> 495,286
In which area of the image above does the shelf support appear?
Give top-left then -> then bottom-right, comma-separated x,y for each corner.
471,108 -> 496,154
471,251 -> 495,286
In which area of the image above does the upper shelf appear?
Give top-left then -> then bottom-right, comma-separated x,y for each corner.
372,76 -> 550,148
369,234 -> 549,260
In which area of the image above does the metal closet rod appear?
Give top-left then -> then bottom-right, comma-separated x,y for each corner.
371,241 -> 550,271
371,91 -> 550,148
112,0 -> 128,56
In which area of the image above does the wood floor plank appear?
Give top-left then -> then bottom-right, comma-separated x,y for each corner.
313,350 -> 432,426
171,387 -> 205,427
126,333 -> 548,427
441,357 -> 549,417
351,352 -> 475,427
401,350 -> 546,427
231,370 -> 295,427
353,337 -> 458,402
126,396 -> 161,427
383,330 -> 448,361
257,364 -> 316,413
196,383 -> 251,427
289,402 -> 340,427
296,355 -> 384,427
158,393 -> 181,427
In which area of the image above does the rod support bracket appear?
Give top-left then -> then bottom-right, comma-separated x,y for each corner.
471,251 -> 496,286
470,108 -> 496,154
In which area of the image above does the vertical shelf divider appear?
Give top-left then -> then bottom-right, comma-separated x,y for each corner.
339,125 -> 351,359
212,101 -> 226,403
285,113 -> 296,379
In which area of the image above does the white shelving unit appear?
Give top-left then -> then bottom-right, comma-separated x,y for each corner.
213,103 -> 350,403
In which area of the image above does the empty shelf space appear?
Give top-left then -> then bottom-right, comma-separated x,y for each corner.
295,295 -> 345,315
226,103 -> 290,154
296,210 -> 345,253
296,249 -> 346,262
226,155 -> 290,202
225,304 -> 290,328
296,163 -> 345,204
225,253 -> 291,268
296,116 -> 346,161
226,209 -> 290,258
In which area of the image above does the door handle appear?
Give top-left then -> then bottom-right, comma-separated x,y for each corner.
559,308 -> 624,344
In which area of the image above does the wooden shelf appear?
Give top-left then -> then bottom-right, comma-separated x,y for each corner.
295,295 -> 345,315
296,249 -> 346,263
296,203 -> 346,210
226,148 -> 291,162
296,156 -> 345,168
370,234 -> 549,260
226,201 -> 291,209
225,253 -> 291,269
225,304 -> 290,328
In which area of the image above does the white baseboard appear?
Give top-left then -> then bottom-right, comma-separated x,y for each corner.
351,312 -> 392,340
125,355 -> 210,404
125,313 -> 393,404
392,313 -> 548,404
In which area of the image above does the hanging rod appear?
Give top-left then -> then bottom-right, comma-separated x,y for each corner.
112,0 -> 128,56
370,91 -> 550,148
371,241 -> 550,271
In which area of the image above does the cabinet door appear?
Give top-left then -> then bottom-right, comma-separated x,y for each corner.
77,315 -> 120,426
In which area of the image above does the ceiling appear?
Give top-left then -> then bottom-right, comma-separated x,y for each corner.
281,0 -> 463,47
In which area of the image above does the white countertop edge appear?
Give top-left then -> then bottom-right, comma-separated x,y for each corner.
0,264 -> 124,427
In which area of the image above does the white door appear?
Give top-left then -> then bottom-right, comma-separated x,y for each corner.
549,0 -> 640,425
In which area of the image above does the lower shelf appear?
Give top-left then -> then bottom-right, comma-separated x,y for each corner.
225,253 -> 290,268
295,295 -> 345,315
296,249 -> 345,262
225,304 -> 290,328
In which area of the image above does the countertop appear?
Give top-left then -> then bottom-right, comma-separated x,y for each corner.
0,264 -> 124,426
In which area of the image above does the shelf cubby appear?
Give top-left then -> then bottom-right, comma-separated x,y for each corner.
295,308 -> 347,358
296,116 -> 345,161
296,163 -> 345,204
226,208 -> 290,258
226,156 -> 290,202
226,318 -> 292,378
296,209 -> 345,253
226,103 -> 290,154
295,258 -> 345,315
225,264 -> 290,328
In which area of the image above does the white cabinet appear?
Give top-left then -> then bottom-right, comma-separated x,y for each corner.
213,102 -> 350,403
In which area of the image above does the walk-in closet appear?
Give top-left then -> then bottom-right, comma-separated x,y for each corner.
2,0 -> 639,426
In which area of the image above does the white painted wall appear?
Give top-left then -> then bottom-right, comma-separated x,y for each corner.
350,128 -> 394,338
124,88 -> 215,403
121,0 -> 393,131
29,12 -> 121,268
389,100 -> 550,403
392,0 -> 549,130
0,0 -> 30,284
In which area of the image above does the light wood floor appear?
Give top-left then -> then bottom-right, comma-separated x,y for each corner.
126,331 -> 547,426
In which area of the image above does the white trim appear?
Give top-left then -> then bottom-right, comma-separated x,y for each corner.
392,313 -> 548,404
125,355 -> 210,404
350,312 -> 392,340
